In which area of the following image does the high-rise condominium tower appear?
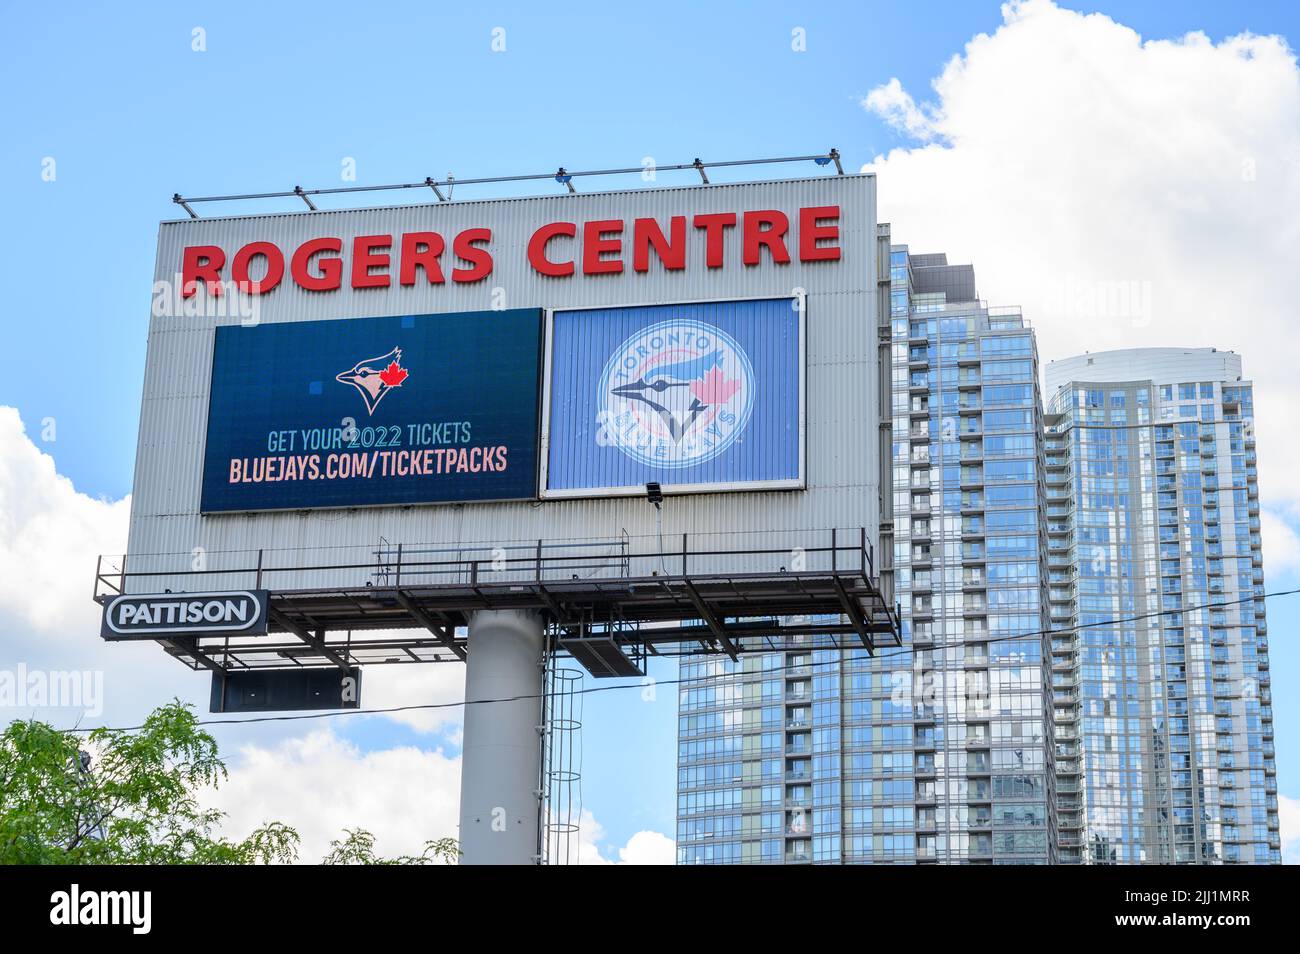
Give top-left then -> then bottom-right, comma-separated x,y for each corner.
676,244 -> 1057,864
1044,349 -> 1279,864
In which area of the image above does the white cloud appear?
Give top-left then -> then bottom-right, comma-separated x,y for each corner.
863,78 -> 939,142
0,406 -> 130,633
358,663 -> 465,737
209,729 -> 461,863
212,749 -> 674,866
0,406 -> 195,727
1260,507 -> 1300,581
573,809 -> 675,865
862,0 -> 1300,542
615,829 -> 676,865
1279,794 -> 1300,864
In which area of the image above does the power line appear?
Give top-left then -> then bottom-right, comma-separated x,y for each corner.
57,586 -> 1293,734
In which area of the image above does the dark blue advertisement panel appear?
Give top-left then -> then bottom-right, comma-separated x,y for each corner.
201,309 -> 542,512
544,299 -> 804,496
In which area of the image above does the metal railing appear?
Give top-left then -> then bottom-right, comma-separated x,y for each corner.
372,536 -> 631,587
94,527 -> 879,599
170,151 -> 846,217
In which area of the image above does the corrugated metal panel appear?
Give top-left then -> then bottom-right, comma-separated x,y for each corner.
128,176 -> 881,591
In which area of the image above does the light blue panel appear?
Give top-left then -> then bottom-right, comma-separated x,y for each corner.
547,299 -> 801,492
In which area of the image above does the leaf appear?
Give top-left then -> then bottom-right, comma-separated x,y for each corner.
379,361 -> 408,387
689,366 -> 740,405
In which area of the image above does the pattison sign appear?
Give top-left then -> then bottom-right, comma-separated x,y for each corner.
178,206 -> 843,296
100,591 -> 269,640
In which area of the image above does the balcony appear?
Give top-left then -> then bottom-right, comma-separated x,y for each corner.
784,843 -> 812,864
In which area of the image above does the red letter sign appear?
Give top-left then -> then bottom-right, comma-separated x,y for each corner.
181,245 -> 225,298
451,228 -> 493,283
583,220 -> 624,275
352,235 -> 392,288
799,206 -> 841,262
693,213 -> 737,269
528,222 -> 577,277
742,210 -> 791,266
291,238 -> 343,291
632,216 -> 686,272
400,232 -> 446,286
231,241 -> 285,295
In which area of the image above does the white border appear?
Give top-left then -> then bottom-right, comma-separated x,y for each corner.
538,294 -> 807,500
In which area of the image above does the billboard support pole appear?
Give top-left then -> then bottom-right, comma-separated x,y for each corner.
458,609 -> 545,865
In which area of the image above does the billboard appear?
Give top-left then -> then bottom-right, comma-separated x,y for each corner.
210,668 -> 362,713
200,309 -> 542,512
101,591 -> 269,640
543,298 -> 804,496
127,176 -> 879,592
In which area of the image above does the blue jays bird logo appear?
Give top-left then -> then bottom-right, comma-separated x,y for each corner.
335,347 -> 409,415
597,320 -> 754,468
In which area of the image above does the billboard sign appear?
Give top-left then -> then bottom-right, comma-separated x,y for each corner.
542,298 -> 804,496
176,206 -> 842,299
128,176 -> 878,593
200,309 -> 542,512
210,668 -> 362,713
101,591 -> 269,640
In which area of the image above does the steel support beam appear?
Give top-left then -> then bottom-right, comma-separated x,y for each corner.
269,608 -> 352,671
534,583 -> 568,624
162,637 -> 227,674
393,590 -> 466,660
831,576 -> 875,652
681,579 -> 740,661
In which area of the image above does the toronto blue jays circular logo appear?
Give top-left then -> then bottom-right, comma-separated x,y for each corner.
597,319 -> 754,468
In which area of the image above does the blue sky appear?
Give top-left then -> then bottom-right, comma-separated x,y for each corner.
2,0 -> 1298,860
0,0 -> 1286,499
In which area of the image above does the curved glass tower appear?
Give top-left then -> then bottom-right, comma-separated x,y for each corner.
1044,348 -> 1279,864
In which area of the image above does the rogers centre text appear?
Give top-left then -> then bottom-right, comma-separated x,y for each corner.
179,206 -> 842,296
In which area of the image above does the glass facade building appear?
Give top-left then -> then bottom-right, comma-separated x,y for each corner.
1044,349 -> 1280,864
676,246 -> 1057,864
675,273 -> 1282,867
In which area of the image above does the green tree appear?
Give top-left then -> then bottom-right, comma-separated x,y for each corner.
0,700 -> 457,865
322,828 -> 459,865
